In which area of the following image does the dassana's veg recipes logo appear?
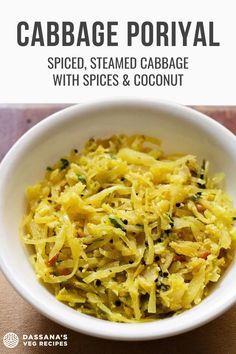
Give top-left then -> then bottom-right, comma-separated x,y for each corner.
3,333 -> 19,348
2,333 -> 68,348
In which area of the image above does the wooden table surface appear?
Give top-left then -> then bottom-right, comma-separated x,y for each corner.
0,105 -> 236,354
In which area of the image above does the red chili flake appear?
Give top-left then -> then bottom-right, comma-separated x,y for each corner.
196,203 -> 205,213
48,254 -> 58,267
199,251 -> 210,259
174,255 -> 186,262
58,268 -> 71,276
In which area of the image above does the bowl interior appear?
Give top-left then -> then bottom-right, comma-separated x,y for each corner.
1,100 -> 236,340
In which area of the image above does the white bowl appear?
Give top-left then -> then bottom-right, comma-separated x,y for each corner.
0,99 -> 236,341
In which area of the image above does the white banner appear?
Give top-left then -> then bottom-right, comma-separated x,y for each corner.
0,0 -> 235,104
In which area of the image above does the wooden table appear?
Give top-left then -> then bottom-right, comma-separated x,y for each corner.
0,105 -> 236,354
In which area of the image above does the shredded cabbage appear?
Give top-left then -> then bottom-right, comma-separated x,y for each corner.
20,134 -> 236,322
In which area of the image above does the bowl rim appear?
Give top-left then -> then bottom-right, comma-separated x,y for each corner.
0,98 -> 236,341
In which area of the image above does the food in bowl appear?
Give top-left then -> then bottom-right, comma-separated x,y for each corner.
20,134 -> 236,323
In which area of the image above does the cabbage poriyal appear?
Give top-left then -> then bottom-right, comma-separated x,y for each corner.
21,134 -> 236,322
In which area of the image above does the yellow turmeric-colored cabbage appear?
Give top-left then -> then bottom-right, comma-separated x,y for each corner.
20,134 -> 236,322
